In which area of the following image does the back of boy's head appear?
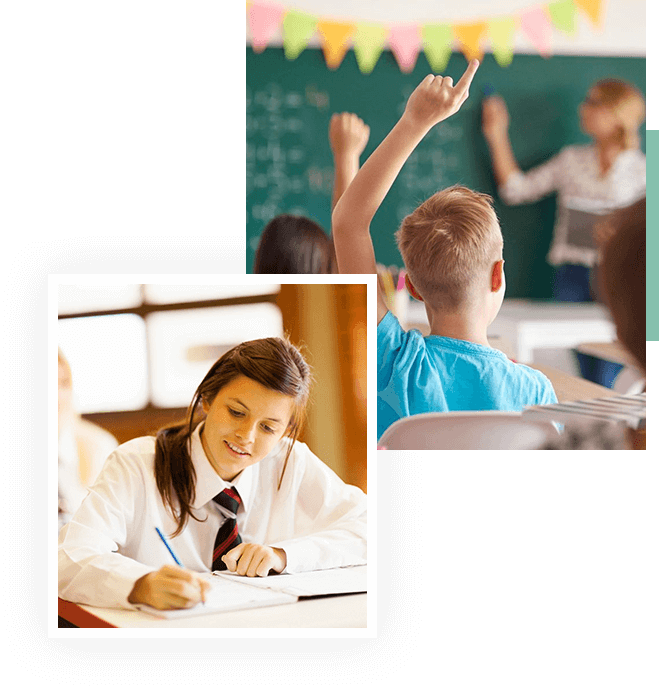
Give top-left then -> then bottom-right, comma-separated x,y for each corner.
395,186 -> 503,311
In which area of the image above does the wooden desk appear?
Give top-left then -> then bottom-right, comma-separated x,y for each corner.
530,363 -> 619,403
58,593 -> 367,629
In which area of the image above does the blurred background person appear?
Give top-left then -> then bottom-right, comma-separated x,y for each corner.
58,349 -> 119,529
542,197 -> 645,449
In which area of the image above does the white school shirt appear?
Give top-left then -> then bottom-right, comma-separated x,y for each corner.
58,423 -> 367,609
499,144 -> 646,267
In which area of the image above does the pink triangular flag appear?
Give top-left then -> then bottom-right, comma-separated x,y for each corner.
388,24 -> 421,73
248,1 -> 285,53
520,7 -> 552,58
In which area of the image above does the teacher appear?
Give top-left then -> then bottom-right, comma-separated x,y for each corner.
481,79 -> 645,302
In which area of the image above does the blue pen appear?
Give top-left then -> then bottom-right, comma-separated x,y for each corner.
155,527 -> 206,605
155,526 -> 183,566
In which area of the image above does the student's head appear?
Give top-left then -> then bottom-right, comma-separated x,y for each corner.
599,197 -> 645,371
192,338 -> 311,480
155,337 -> 312,535
395,186 -> 505,321
579,79 -> 645,148
253,214 -> 336,274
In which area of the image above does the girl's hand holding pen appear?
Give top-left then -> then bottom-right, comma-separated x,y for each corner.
128,565 -> 211,610
127,526 -> 211,610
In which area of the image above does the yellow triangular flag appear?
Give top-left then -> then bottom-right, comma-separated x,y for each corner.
317,20 -> 355,69
453,22 -> 488,62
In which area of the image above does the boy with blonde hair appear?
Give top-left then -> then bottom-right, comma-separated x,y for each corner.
332,60 -> 556,440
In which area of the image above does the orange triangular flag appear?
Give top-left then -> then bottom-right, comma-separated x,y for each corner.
574,0 -> 606,28
452,21 -> 487,62
317,20 -> 355,69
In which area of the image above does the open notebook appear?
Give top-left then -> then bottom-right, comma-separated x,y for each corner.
137,565 -> 367,619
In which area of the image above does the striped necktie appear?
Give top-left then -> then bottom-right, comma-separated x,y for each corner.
211,487 -> 242,571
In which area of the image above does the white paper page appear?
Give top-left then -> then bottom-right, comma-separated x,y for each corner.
137,573 -> 297,619
214,565 -> 367,597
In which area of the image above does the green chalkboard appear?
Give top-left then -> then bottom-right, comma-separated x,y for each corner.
246,48 -> 645,296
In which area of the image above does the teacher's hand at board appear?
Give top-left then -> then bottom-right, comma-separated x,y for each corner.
481,95 -> 510,142
329,112 -> 370,159
402,59 -> 480,134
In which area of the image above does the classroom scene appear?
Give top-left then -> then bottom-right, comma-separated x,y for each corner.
246,0 -> 646,450
56,281 -> 367,628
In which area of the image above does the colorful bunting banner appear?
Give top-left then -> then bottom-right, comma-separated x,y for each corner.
248,1 -> 611,72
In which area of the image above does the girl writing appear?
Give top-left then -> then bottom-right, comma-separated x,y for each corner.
58,337 -> 367,610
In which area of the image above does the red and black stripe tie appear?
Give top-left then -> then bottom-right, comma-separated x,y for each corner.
211,487 -> 243,571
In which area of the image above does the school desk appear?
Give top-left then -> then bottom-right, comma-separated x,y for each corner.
528,363 -> 619,403
485,300 -> 616,364
58,592 -> 367,628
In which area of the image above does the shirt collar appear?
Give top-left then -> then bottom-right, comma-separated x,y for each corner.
190,422 -> 254,512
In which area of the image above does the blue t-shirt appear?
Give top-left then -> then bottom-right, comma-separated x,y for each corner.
377,311 -> 557,440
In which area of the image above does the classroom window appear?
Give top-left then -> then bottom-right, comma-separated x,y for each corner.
146,303 -> 283,408
58,285 -> 143,315
142,284 -> 279,304
58,314 -> 149,413
58,285 -> 282,415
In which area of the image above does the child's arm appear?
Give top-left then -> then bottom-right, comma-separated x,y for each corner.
332,59 -> 480,323
329,112 -> 370,211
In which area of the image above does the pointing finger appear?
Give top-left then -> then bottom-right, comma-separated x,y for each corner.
454,59 -> 480,97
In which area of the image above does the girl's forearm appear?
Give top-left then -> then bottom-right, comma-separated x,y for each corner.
485,131 -> 521,187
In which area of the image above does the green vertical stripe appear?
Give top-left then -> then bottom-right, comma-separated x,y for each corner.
648,131 -> 657,341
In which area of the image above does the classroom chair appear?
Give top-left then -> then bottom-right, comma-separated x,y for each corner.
377,411 -> 558,450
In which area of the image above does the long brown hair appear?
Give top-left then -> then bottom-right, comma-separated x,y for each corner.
599,197 -> 646,371
253,214 -> 336,274
155,337 -> 312,536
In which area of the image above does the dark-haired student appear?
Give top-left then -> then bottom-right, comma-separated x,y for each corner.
58,338 -> 367,610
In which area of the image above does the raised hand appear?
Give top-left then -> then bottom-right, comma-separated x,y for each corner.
329,112 -> 370,159
403,59 -> 480,133
482,95 -> 510,141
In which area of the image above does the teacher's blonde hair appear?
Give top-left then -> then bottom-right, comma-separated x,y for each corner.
592,79 -> 645,150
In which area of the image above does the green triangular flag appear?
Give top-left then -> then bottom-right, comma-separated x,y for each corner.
488,17 -> 516,67
422,24 -> 452,73
352,23 -> 387,74
548,0 -> 577,36
282,10 -> 318,60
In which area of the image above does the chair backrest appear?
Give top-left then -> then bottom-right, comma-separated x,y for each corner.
377,411 -> 558,450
